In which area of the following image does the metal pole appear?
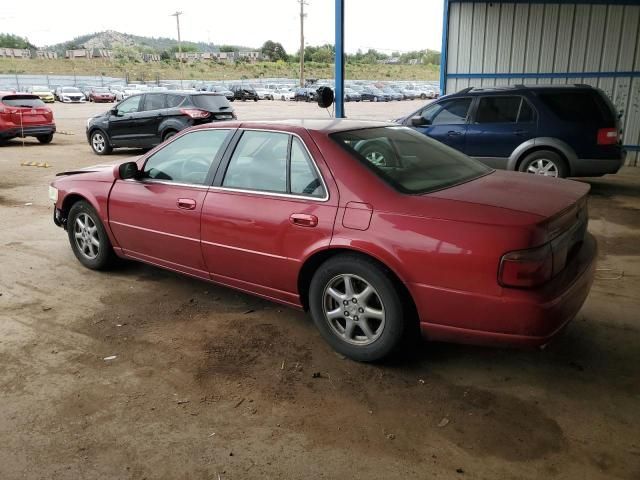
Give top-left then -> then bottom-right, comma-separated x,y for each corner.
335,0 -> 345,118
299,0 -> 307,87
171,11 -> 185,88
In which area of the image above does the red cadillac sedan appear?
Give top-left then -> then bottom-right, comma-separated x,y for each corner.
49,120 -> 596,361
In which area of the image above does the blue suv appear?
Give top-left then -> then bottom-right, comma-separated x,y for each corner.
397,85 -> 625,178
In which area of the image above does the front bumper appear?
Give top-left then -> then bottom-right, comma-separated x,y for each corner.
0,124 -> 56,140
414,233 -> 597,348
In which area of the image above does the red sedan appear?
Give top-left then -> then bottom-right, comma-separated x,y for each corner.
88,87 -> 116,103
49,120 -> 596,361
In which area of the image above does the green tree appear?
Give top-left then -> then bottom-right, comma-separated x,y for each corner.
0,33 -> 36,49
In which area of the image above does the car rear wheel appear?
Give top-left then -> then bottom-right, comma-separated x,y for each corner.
37,134 -> 53,144
90,130 -> 112,155
309,254 -> 405,362
519,150 -> 567,178
67,201 -> 117,270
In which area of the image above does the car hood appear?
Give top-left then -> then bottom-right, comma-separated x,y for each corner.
429,170 -> 590,219
55,159 -> 138,181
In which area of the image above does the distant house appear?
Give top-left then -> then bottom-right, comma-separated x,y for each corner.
36,50 -> 58,59
65,49 -> 91,59
141,53 -> 160,62
238,51 -> 261,62
0,48 -> 32,58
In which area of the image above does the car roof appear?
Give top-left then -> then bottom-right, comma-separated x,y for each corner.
191,118 -> 395,134
450,84 -> 596,96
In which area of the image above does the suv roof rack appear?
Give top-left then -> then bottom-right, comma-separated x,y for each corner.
457,87 -> 474,94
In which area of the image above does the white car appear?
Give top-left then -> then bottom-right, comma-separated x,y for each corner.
272,88 -> 296,101
115,89 -> 141,101
56,87 -> 86,103
254,87 -> 274,100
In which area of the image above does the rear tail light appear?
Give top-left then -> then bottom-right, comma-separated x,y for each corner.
180,108 -> 210,119
597,128 -> 618,145
499,243 -> 553,288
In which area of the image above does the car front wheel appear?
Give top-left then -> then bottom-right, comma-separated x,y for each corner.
519,150 -> 567,178
67,201 -> 117,270
309,254 -> 405,362
90,130 -> 112,155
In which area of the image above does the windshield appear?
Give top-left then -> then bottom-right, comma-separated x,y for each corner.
32,86 -> 49,91
331,126 -> 492,194
62,87 -> 80,93
2,95 -> 45,108
94,88 -> 109,93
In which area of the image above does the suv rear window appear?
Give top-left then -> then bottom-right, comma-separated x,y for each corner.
475,96 -> 535,123
190,94 -> 231,111
1,95 -> 45,107
537,90 -> 615,124
332,126 -> 491,194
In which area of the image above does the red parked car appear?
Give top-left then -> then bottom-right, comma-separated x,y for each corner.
49,120 -> 596,361
88,87 -> 116,103
0,93 -> 56,144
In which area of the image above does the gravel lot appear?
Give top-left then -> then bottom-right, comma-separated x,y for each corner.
1,100 -> 639,480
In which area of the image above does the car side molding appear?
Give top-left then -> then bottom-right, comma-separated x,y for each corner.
508,137 -> 578,171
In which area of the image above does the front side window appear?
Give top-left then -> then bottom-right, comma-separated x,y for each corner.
421,98 -> 472,125
332,126 -> 491,194
117,96 -> 141,114
143,129 -> 230,185
222,131 -> 326,198
475,96 -> 535,124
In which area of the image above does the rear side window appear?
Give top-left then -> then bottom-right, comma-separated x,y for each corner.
1,95 -> 45,107
537,90 -> 615,124
475,96 -> 535,123
143,93 -> 166,111
190,94 -> 231,112
166,94 -> 185,108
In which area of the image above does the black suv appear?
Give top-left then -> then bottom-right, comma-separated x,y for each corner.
86,91 -> 235,155
229,85 -> 258,102
397,85 -> 625,177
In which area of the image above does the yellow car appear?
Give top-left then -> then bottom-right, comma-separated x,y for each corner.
28,86 -> 55,103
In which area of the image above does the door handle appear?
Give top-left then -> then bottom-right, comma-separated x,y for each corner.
447,130 -> 463,136
177,198 -> 197,210
290,213 -> 318,227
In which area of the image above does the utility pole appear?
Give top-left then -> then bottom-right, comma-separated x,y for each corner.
171,11 -> 184,88
299,0 -> 308,87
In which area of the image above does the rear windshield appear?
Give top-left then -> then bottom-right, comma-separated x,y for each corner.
331,126 -> 492,194
1,95 -> 45,107
537,90 -> 615,124
191,94 -> 232,111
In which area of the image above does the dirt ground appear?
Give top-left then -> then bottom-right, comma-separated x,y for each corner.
1,101 -> 639,480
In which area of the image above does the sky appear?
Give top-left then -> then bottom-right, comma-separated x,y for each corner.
0,0 -> 444,54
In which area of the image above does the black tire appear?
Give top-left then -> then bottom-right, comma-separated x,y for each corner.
518,150 -> 568,178
357,141 -> 396,167
162,130 -> 177,142
67,201 -> 117,270
90,130 -> 112,155
229,98 -> 235,102
254,98 -> 258,102
309,254 -> 405,362
37,133 -> 54,144
420,93 -> 427,100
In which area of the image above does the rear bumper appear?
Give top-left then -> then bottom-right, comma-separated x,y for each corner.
0,124 -> 56,140
569,151 -> 626,176
413,233 -> 597,348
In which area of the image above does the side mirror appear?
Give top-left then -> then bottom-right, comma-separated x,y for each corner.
411,115 -> 429,127
618,109 -> 624,119
118,161 -> 140,180
110,107 -> 119,116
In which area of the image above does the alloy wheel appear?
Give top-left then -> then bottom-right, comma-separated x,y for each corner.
322,274 -> 386,346
527,158 -> 559,177
92,133 -> 106,153
73,213 -> 100,260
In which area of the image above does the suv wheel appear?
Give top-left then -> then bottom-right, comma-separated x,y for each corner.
519,150 -> 567,178
37,133 -> 54,144
309,254 -> 405,362
162,130 -> 177,142
90,130 -> 112,155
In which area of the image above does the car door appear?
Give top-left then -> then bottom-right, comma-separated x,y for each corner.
108,95 -> 144,146
409,97 -> 472,152
108,128 -> 233,278
464,95 -> 537,168
200,129 -> 338,305
136,93 -> 168,145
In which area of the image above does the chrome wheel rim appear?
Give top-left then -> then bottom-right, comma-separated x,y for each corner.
92,133 -> 105,153
365,150 -> 387,166
74,213 -> 100,260
527,159 -> 559,177
323,274 -> 385,346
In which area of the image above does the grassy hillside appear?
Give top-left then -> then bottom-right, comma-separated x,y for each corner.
0,58 -> 439,82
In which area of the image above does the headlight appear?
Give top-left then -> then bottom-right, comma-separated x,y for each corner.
48,186 -> 58,202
